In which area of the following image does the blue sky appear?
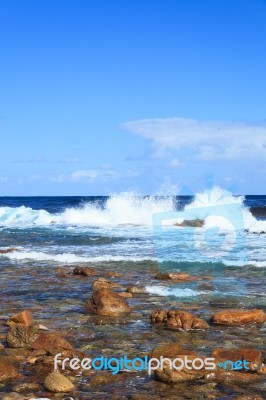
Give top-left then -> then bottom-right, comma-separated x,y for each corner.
0,0 -> 265,195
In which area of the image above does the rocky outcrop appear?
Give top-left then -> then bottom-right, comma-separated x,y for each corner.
85,288 -> 131,316
174,219 -> 204,228
44,371 -> 74,392
150,310 -> 209,330
211,309 -> 266,325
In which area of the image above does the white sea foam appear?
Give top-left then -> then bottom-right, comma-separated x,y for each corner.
3,250 -> 156,263
145,285 -> 207,297
0,188 -> 265,233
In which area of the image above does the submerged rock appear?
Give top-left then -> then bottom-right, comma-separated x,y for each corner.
150,310 -> 209,330
155,272 -> 197,281
44,371 -> 74,392
212,348 -> 263,371
85,288 -> 131,316
0,247 -> 19,254
0,355 -> 20,382
92,277 -> 122,290
73,266 -> 96,276
211,309 -> 266,325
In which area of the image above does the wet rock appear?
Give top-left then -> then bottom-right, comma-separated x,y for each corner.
73,266 -> 96,276
0,247 -> 19,254
2,394 -> 32,400
174,219 -> 204,228
31,332 -> 73,355
12,382 -> 40,392
126,286 -> 146,294
149,343 -> 205,382
150,310 -> 210,330
234,396 -> 263,400
0,354 -> 20,382
105,271 -> 123,278
205,370 -> 263,383
212,348 -> 263,371
7,310 -> 34,327
6,325 -> 39,348
211,309 -> 266,325
119,291 -> 133,298
85,288 -> 131,316
155,272 -> 197,281
44,371 -> 74,392
92,277 -> 122,290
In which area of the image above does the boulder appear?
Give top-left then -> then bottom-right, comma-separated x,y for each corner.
212,348 -> 263,371
73,266 -> 96,276
85,289 -> 131,316
0,355 -> 20,382
31,332 -> 73,355
149,343 -> 205,383
44,371 -> 74,392
7,310 -> 34,327
211,309 -> 266,325
92,277 -> 122,290
6,326 -> 39,348
174,219 -> 204,228
0,247 -> 19,254
150,310 -> 209,330
155,272 -> 197,281
126,286 -> 146,294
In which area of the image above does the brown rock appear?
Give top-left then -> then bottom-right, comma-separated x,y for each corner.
126,286 -> 146,294
119,292 -> 133,298
149,343 -> 204,383
0,247 -> 19,254
85,288 -> 131,316
6,326 -> 39,348
105,271 -> 122,278
150,310 -> 209,330
92,277 -> 122,290
212,348 -> 263,371
155,272 -> 197,281
205,370 -> 263,383
7,310 -> 34,327
31,332 -> 73,355
211,309 -> 266,325
73,266 -> 96,276
174,219 -> 204,228
0,355 -> 20,382
44,371 -> 74,392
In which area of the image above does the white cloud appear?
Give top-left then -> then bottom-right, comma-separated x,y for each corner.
169,158 -> 183,168
70,169 -> 117,183
122,117 -> 266,160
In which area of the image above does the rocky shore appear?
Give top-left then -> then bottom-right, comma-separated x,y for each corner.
0,250 -> 265,399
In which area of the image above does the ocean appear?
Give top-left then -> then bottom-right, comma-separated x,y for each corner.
0,187 -> 265,398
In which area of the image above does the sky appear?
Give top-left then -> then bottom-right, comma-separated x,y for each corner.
0,0 -> 265,195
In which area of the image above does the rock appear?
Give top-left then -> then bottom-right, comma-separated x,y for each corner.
0,247 -> 19,254
212,348 -> 263,371
105,271 -> 122,278
126,286 -> 146,294
7,310 -> 34,327
31,332 -> 73,355
85,288 -> 131,316
174,219 -> 204,228
12,382 -> 40,392
44,371 -> 74,392
149,343 -> 205,383
92,277 -> 122,290
211,309 -> 266,325
155,272 -> 197,281
205,370 -> 263,383
150,310 -> 209,330
119,292 -> 133,298
6,326 -> 39,348
73,266 -> 96,276
2,394 -> 31,400
0,354 -> 20,382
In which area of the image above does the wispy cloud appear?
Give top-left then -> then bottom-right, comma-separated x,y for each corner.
70,169 -> 117,183
122,118 -> 266,160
